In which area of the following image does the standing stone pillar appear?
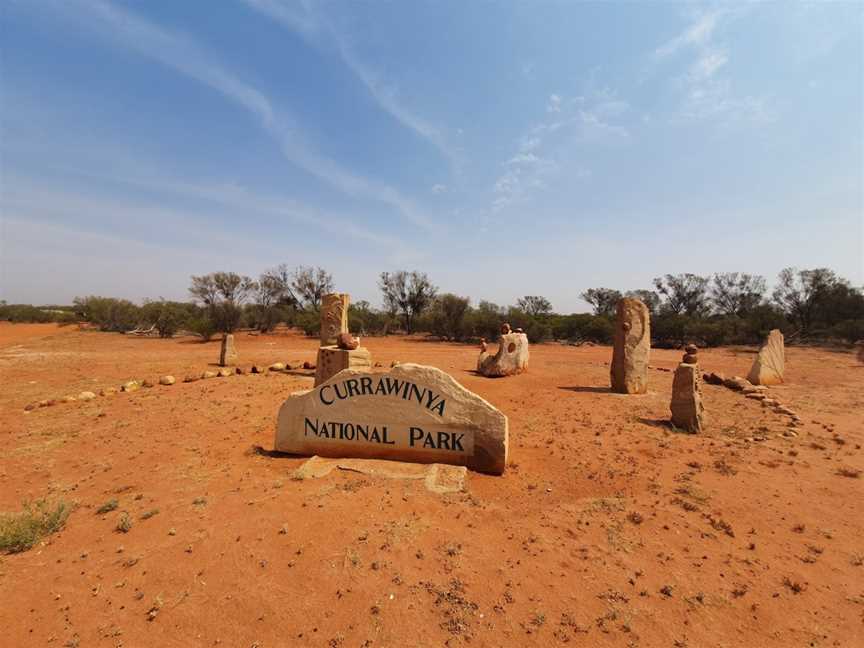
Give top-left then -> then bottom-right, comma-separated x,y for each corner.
219,333 -> 238,367
610,298 -> 650,394
314,293 -> 372,386
670,344 -> 705,433
320,293 -> 350,346
747,329 -> 784,385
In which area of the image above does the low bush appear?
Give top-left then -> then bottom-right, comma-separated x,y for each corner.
0,499 -> 72,554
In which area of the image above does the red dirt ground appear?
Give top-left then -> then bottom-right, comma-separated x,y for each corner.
1,323 -> 862,647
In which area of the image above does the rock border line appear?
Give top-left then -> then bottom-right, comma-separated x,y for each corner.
22,361 -> 317,412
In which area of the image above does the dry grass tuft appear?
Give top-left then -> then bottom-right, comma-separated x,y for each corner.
0,499 -> 72,554
115,512 -> 133,533
836,467 -> 861,479
96,499 -> 119,514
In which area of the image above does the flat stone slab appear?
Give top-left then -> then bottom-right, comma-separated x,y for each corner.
293,456 -> 467,494
314,346 -> 372,386
747,329 -> 784,385
275,363 -> 508,474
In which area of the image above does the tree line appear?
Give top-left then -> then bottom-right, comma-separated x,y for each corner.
1,267 -> 861,348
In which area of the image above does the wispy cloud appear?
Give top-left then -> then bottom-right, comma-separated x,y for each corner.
655,10 -> 723,59
2,171 -> 417,254
654,8 -> 772,125
242,0 -> 460,166
491,90 -> 625,213
56,0 -> 432,230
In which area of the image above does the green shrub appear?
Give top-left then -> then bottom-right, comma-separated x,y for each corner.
294,309 -> 320,337
348,303 -> 394,336
96,499 -> 119,514
73,296 -> 140,332
186,315 -> 218,342
818,319 -> 864,343
0,499 -> 72,554
0,303 -> 77,324
140,300 -> 197,338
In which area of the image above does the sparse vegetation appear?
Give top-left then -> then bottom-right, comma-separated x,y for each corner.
0,499 -> 72,553
836,467 -> 862,478
96,499 -> 119,514
6,265 -> 860,347
115,512 -> 133,533
782,576 -> 807,594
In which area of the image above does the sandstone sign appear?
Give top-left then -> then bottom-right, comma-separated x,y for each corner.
747,328 -> 784,385
610,298 -> 650,394
275,363 -> 508,474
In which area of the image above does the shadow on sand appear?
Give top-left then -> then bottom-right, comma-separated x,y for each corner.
558,386 -> 611,394
637,417 -> 695,434
247,445 -> 300,459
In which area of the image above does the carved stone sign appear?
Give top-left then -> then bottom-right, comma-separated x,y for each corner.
477,332 -> 529,377
320,293 -> 349,346
275,363 -> 508,474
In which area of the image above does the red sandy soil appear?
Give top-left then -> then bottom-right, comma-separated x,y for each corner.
1,324 -> 862,647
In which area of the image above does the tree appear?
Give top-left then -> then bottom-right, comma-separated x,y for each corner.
348,300 -> 393,336
517,295 -> 553,317
254,265 -> 299,332
189,272 -> 256,334
653,274 -> 711,317
430,294 -> 470,340
772,267 -> 840,334
625,290 -> 661,315
139,300 -> 197,338
379,271 -> 437,333
580,288 -> 622,317
291,266 -> 334,310
711,273 -> 766,316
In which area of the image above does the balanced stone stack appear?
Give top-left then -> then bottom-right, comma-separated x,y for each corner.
314,293 -> 372,386
670,344 -> 706,433
747,329 -> 784,385
219,333 -> 239,367
477,323 -> 529,377
610,298 -> 650,394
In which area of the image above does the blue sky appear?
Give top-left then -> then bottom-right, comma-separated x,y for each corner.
1,0 -> 862,312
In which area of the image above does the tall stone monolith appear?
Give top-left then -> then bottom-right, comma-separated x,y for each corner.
610,298 -> 650,394
747,329 -> 784,385
320,293 -> 350,346
670,344 -> 705,433
315,293 -> 372,386
220,333 -> 238,367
